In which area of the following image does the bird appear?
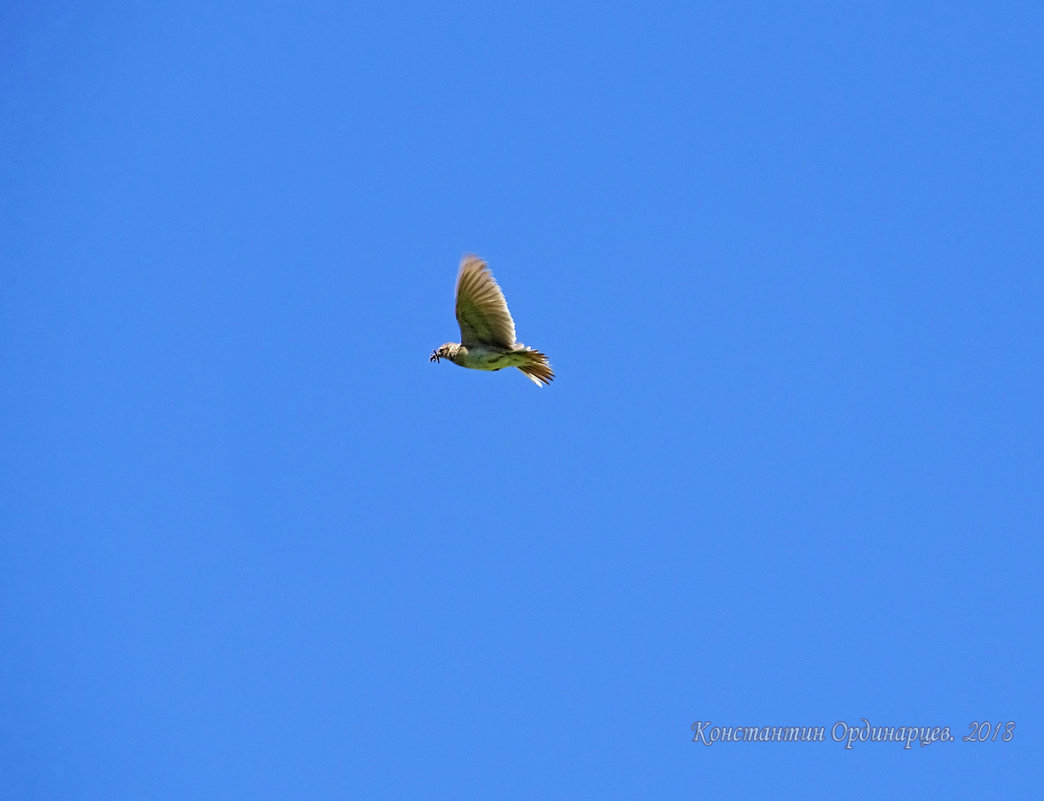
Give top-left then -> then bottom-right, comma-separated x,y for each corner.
430,255 -> 554,387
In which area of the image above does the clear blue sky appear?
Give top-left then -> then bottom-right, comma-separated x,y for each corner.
3,2 -> 1042,798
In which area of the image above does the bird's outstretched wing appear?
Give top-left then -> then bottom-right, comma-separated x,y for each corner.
455,255 -> 516,348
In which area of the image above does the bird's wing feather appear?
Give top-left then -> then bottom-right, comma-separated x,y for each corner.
455,255 -> 516,347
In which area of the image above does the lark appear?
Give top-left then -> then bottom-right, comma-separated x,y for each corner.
430,255 -> 554,386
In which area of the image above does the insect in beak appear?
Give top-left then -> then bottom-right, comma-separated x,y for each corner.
429,350 -> 440,363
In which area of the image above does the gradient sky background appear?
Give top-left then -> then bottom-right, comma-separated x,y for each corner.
3,2 -> 1042,798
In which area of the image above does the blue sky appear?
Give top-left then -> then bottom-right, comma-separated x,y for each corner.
3,1 -> 1042,798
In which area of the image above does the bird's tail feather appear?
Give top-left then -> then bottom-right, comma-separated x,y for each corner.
515,349 -> 554,386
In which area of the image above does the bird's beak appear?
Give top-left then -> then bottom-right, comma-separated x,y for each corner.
429,350 -> 440,363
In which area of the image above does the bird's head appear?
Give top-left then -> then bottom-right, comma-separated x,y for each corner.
430,343 -> 457,363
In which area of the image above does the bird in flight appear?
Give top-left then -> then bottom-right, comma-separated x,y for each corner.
430,255 -> 554,387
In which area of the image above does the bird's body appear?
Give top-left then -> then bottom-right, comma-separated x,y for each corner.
434,341 -> 548,373
430,255 -> 554,386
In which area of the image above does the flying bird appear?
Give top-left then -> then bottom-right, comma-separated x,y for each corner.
430,255 -> 554,387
